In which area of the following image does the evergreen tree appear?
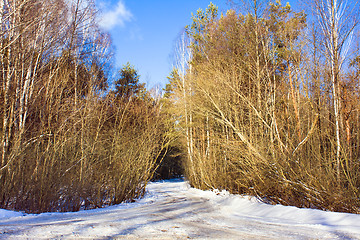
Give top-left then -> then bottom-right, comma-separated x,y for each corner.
114,62 -> 146,100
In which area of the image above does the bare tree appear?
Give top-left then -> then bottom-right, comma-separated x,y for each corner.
171,30 -> 196,182
314,0 -> 359,181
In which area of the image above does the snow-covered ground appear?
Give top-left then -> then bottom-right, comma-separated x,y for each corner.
0,179 -> 360,239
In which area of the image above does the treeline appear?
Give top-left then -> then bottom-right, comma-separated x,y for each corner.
167,1 -> 360,213
0,0 -> 171,213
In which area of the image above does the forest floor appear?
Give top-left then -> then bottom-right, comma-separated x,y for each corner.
0,179 -> 360,239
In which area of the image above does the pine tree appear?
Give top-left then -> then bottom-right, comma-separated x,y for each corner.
114,62 -> 146,100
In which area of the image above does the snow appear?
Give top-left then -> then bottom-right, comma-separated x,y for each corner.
0,209 -> 23,220
1,179 -> 360,239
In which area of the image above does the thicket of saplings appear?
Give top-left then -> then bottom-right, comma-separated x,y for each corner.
167,2 -> 360,213
0,0 -> 171,213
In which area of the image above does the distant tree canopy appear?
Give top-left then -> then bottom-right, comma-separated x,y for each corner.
113,62 -> 146,100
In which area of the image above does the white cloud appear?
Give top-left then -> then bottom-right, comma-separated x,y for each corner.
99,1 -> 132,30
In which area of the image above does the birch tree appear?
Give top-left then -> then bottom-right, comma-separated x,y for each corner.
314,0 -> 359,181
173,31 -> 195,182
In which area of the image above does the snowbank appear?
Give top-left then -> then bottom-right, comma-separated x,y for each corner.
0,209 -> 23,220
187,186 -> 360,235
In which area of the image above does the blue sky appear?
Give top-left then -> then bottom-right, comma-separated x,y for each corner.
96,0 -> 230,90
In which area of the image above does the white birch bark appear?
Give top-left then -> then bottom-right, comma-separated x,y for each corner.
315,0 -> 358,181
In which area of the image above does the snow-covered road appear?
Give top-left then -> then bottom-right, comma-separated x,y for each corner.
1,179 -> 360,239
